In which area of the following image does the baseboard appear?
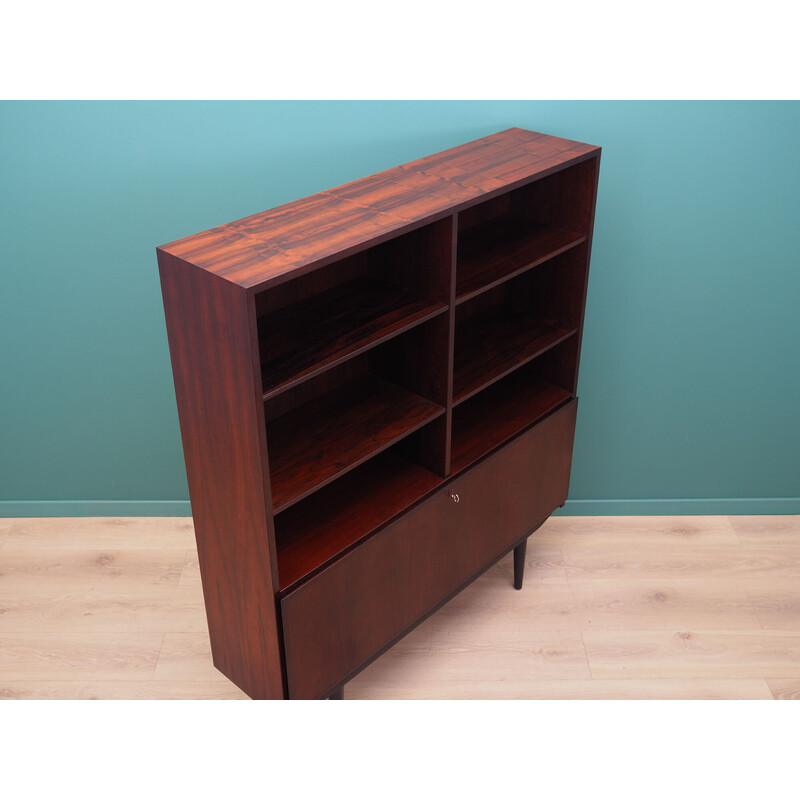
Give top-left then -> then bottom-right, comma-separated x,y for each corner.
0,501 -> 193,517
557,498 -> 800,515
2,498 -> 799,518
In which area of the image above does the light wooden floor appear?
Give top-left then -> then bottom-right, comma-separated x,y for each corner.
1,515 -> 798,699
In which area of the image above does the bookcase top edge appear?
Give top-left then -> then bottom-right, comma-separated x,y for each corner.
157,128 -> 600,291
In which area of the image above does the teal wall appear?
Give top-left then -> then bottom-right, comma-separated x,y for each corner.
1,101 -> 799,516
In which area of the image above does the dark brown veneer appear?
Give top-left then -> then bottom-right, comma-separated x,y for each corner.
158,128 -> 600,699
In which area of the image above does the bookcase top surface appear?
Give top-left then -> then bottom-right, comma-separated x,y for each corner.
158,127 -> 600,292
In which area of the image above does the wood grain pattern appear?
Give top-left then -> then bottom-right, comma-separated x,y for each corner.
0,549 -> 187,592
178,551 -> 201,591
426,630 -> 594,682
158,252 -> 285,699
346,678 -> 773,700
274,450 -> 443,593
0,681 -> 249,700
582,630 -> 800,679
258,277 -> 446,398
456,217 -> 585,304
0,517 -> 196,550
453,307 -> 577,404
439,578 -> 762,630
0,590 -> 205,633
766,678 -> 800,700
1,514 -> 799,699
0,632 -> 163,680
533,515 -> 741,549
349,626 -> 592,684
451,381 -> 573,473
563,543 -> 800,581
746,579 -> 800,630
267,374 -> 445,513
402,128 -> 597,195
152,632 -> 234,682
331,166 -> 476,222
280,402 -> 576,698
506,244 -> 589,339
729,514 -> 800,544
159,128 -> 600,292
154,130 -> 603,698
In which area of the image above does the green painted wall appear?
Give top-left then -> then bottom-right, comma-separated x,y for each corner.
1,101 -> 798,516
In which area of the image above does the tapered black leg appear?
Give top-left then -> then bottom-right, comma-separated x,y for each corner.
329,686 -> 344,700
513,539 -> 527,590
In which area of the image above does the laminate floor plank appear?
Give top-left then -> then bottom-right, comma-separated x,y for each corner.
562,543 -> 800,582
152,632 -> 227,682
0,549 -> 188,593
1,517 -> 196,550
346,678 -> 773,700
766,678 -> 800,700
0,680 -> 248,700
0,632 -> 163,681
178,551 -> 202,592
1,515 -> 798,699
351,627 -> 591,685
729,515 -> 800,545
438,575 -> 762,631
746,580 -> 800,630
0,590 -> 207,634
582,630 -> 800,679
534,515 -> 740,548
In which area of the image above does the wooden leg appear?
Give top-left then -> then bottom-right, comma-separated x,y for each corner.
329,686 -> 344,700
513,539 -> 527,590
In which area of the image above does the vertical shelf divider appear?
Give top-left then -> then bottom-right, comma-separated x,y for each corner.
368,214 -> 457,477
443,212 -> 458,477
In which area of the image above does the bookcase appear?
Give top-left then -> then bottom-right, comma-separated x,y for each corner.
157,128 -> 601,699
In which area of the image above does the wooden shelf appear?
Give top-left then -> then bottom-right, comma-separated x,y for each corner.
454,307 -> 577,405
259,277 -> 447,399
451,375 -> 572,473
158,127 -> 600,699
456,218 -> 585,304
267,374 -> 445,513
275,451 -> 443,593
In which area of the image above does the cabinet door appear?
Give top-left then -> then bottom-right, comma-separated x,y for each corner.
280,399 -> 578,699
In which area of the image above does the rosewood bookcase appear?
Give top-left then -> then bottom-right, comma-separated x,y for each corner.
157,128 -> 601,699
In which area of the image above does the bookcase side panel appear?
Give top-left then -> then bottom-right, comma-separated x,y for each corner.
567,153 -> 601,394
158,251 -> 285,700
